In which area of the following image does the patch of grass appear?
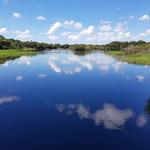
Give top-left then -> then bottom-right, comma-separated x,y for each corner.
0,49 -> 38,64
105,50 -> 125,56
105,50 -> 150,65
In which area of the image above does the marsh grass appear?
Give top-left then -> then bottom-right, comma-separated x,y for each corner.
0,49 -> 38,64
106,50 -> 150,65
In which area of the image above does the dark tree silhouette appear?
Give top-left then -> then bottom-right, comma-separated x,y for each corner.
145,98 -> 150,116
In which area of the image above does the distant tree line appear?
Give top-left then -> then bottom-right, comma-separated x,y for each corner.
1,35 -> 150,54
69,41 -> 150,54
0,35 -> 60,50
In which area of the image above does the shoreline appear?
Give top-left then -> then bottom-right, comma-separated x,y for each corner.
0,49 -> 150,65
105,50 -> 150,65
0,49 -> 38,64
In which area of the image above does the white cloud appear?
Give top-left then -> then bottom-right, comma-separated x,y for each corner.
80,26 -> 94,35
96,22 -> 131,42
47,22 -> 61,41
136,115 -> 148,127
0,96 -> 19,105
38,18 -> 150,43
16,75 -> 23,81
67,21 -> 131,43
61,32 -> 71,36
68,25 -> 95,41
12,30 -> 32,40
41,19 -> 135,44
13,12 -> 21,18
75,22 -> 83,29
45,20 -> 83,41
36,16 -> 47,21
68,34 -> 80,41
139,14 -> 150,22
0,28 -> 7,34
48,35 -> 58,41
114,22 -> 127,32
100,23 -> 112,32
4,15 -> 150,44
100,20 -> 111,24
128,16 -> 135,20
135,28 -> 150,39
48,22 -> 61,35
64,20 -> 83,29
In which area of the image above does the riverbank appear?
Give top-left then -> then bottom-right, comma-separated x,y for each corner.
105,51 -> 150,65
0,49 -> 38,64
0,49 -> 150,65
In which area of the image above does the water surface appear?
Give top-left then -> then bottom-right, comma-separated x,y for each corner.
0,50 -> 150,150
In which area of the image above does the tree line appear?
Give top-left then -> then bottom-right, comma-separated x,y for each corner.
69,41 -> 150,54
0,35 -> 60,50
1,35 -> 150,54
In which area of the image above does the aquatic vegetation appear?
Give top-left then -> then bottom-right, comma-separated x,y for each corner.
106,51 -> 150,65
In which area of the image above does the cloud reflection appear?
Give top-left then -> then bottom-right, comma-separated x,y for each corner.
16,75 -> 24,81
135,75 -> 145,82
0,96 -> 20,105
92,104 -> 134,130
38,73 -> 47,78
48,52 -> 126,74
3,62 -> 9,67
17,56 -> 32,66
136,115 -> 148,127
55,103 -> 134,130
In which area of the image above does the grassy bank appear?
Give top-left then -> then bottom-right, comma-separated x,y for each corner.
105,51 -> 150,65
0,49 -> 38,64
1,49 -> 150,65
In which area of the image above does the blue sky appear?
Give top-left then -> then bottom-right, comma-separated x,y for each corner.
0,0 -> 150,44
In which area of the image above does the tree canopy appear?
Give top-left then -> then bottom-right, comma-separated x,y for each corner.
0,35 -> 150,54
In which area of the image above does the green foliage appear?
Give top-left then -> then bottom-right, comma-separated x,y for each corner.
106,50 -> 150,65
0,35 -> 57,51
0,35 -> 150,54
70,44 -> 86,51
0,35 -> 150,65
60,44 -> 70,49
69,44 -> 102,51
123,44 -> 150,54
102,40 -> 147,51
68,40 -> 149,53
0,49 -> 38,64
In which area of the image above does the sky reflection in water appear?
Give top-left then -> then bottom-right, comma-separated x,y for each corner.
0,50 -> 150,150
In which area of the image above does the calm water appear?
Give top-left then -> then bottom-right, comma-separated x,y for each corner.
0,50 -> 150,150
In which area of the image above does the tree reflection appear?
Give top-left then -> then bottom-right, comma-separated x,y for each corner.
73,50 -> 93,56
145,98 -> 150,116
